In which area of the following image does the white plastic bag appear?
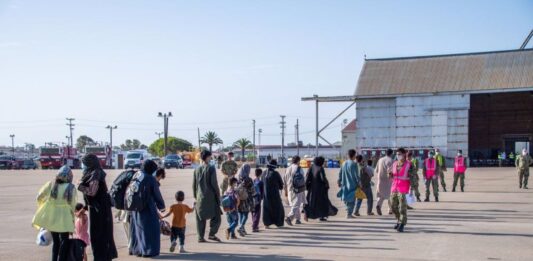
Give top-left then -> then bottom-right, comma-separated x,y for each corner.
406,193 -> 416,206
36,228 -> 52,246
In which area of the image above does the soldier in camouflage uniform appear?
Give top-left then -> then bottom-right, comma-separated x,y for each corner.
435,148 -> 447,192
516,149 -> 532,189
220,152 -> 238,196
389,148 -> 415,232
407,151 -> 421,202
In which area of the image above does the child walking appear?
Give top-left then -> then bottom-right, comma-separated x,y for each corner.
161,191 -> 194,253
223,177 -> 240,240
252,168 -> 264,232
73,203 -> 90,261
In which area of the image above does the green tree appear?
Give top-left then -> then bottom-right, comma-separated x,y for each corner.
200,131 -> 223,152
76,135 -> 95,150
148,136 -> 193,157
120,139 -> 146,150
233,138 -> 252,160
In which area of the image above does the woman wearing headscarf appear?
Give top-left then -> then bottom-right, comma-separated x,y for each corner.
262,159 -> 285,228
236,163 -> 254,236
78,154 -> 117,260
33,166 -> 77,261
128,160 -> 166,257
304,156 -> 336,221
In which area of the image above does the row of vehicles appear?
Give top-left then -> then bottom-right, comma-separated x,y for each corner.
124,151 -> 194,170
0,155 -> 38,170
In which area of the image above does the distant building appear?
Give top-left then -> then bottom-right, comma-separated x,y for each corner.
353,49 -> 533,165
341,119 -> 356,155
232,144 -> 342,160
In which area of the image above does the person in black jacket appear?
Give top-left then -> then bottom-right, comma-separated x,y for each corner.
304,156 -> 336,221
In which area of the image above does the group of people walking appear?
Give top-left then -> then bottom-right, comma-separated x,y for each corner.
33,146 -> 531,259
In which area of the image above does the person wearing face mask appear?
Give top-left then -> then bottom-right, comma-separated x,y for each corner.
434,148 -> 447,192
515,149 -> 532,189
453,150 -> 467,192
389,148 -> 415,232
423,151 -> 440,202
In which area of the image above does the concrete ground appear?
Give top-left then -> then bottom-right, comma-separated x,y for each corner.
0,167 -> 532,261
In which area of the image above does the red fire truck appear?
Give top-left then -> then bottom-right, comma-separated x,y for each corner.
39,147 -> 63,169
84,146 -> 112,169
39,146 -> 80,169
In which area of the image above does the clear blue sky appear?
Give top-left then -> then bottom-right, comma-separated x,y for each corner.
0,0 -> 532,149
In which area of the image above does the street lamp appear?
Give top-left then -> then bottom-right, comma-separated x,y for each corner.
158,112 -> 173,156
9,134 -> 15,157
106,125 -> 117,168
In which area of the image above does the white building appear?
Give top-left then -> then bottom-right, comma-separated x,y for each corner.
341,119 -> 356,154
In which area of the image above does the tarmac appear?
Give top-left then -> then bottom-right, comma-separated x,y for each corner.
0,167 -> 532,261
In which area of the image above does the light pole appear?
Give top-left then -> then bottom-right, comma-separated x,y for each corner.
9,134 -> 15,157
106,125 -> 117,168
158,112 -> 172,156
155,132 -> 163,139
252,120 -> 256,162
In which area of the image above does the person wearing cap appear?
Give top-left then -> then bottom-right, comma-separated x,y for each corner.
220,152 -> 238,196
32,165 -> 78,261
193,150 -> 222,242
516,149 -> 532,189
452,150 -> 467,192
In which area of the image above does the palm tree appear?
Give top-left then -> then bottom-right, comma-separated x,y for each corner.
200,131 -> 223,152
233,138 -> 252,161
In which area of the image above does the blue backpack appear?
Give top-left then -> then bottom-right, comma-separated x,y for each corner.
221,193 -> 236,212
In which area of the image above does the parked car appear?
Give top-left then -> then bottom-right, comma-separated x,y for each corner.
124,150 -> 150,169
21,159 -> 38,170
164,154 -> 183,169
151,157 -> 163,167
0,156 -> 19,169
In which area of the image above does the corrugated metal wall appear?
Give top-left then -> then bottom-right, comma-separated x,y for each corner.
355,94 -> 470,160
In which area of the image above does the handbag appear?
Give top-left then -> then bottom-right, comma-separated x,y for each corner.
355,187 -> 367,200
36,228 -> 52,246
160,220 -> 171,236
66,238 -> 86,261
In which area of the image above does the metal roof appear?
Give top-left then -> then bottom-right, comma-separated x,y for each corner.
354,49 -> 533,97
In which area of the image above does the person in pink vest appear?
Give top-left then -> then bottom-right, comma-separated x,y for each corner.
452,150 -> 467,192
389,148 -> 415,233
423,151 -> 440,202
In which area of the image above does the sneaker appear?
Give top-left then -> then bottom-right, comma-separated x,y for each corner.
230,234 -> 238,239
285,217 -> 293,226
198,238 -> 207,243
424,198 -> 430,202
376,206 -> 382,216
208,236 -> 221,242
319,218 -> 328,222
388,210 -> 393,215
238,229 -> 245,237
435,197 -> 439,202
367,212 -> 375,216
252,228 -> 260,233
225,229 -> 230,240
169,241 -> 177,253
179,246 -> 185,253
295,220 -> 302,225
397,224 -> 405,232
416,196 -> 421,202
346,214 -> 356,219
394,223 -> 400,230
354,212 -> 361,217
407,205 -> 414,210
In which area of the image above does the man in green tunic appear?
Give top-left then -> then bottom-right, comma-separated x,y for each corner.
220,152 -> 238,196
516,149 -> 532,189
193,150 -> 222,242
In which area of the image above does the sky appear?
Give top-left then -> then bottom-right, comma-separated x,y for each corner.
0,0 -> 532,150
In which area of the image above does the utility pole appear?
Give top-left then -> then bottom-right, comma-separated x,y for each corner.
66,118 -> 75,147
106,125 -> 117,168
252,119 -> 256,162
155,132 -> 163,139
258,128 -> 262,161
158,112 -> 172,156
280,115 -> 286,160
315,96 -> 319,156
197,128 -> 201,150
9,134 -> 15,157
295,119 -> 300,156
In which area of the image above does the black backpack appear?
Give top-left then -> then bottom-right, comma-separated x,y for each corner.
109,170 -> 136,210
292,167 -> 306,194
125,171 -> 148,212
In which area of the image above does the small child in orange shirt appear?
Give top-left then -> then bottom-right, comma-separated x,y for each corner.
161,191 -> 194,253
